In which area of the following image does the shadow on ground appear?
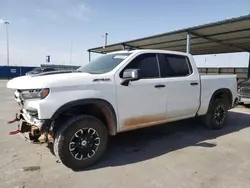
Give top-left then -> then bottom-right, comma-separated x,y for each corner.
51,111 -> 250,171
242,104 -> 250,108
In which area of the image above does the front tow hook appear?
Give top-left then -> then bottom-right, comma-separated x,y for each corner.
7,113 -> 21,124
7,113 -> 21,135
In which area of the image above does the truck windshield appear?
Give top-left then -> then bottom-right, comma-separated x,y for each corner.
77,53 -> 132,74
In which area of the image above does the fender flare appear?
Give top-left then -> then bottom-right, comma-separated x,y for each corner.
207,88 -> 233,112
51,98 -> 118,135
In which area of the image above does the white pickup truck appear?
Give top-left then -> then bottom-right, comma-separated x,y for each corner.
7,49 -> 238,170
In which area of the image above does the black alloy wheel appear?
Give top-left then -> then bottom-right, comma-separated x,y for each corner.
213,105 -> 226,125
53,115 -> 108,170
204,98 -> 229,130
69,127 -> 101,160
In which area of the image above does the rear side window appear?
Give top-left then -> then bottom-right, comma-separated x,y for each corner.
122,53 -> 160,79
159,54 -> 192,77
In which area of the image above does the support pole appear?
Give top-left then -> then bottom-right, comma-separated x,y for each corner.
186,31 -> 190,54
105,33 -> 108,47
248,53 -> 250,78
4,21 -> 10,67
103,33 -> 108,48
122,44 -> 126,50
88,51 -> 91,62
69,40 -> 72,66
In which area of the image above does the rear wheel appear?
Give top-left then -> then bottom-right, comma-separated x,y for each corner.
203,98 -> 229,130
53,115 -> 108,170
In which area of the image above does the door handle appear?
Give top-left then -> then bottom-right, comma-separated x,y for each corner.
190,82 -> 198,86
155,84 -> 165,88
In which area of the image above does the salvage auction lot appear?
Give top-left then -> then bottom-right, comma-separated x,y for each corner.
0,80 -> 250,188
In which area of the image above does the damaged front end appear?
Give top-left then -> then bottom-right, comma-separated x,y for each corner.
8,89 -> 54,144
8,110 -> 54,144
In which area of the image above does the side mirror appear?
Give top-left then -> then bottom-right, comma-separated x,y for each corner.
121,69 -> 140,86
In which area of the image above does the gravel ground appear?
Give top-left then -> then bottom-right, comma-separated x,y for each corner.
0,80 -> 250,188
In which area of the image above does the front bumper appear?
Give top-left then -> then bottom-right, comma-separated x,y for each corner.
8,109 -> 53,143
19,108 -> 53,133
21,108 -> 45,128
10,90 -> 54,143
237,86 -> 250,104
14,89 -> 52,129
238,96 -> 250,104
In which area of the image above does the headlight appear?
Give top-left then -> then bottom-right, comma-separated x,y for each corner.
21,88 -> 50,99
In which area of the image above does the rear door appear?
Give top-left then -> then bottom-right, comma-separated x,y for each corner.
158,53 -> 200,119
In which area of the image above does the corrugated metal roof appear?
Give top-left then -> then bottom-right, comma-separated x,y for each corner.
88,14 -> 250,55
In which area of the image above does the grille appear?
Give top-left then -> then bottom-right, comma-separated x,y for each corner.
240,87 -> 250,95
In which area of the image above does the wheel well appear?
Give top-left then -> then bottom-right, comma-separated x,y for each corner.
53,103 -> 116,136
211,89 -> 233,108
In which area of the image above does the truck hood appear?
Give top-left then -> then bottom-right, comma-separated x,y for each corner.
6,71 -> 95,90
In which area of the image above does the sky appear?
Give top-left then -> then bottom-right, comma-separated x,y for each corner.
0,0 -> 250,67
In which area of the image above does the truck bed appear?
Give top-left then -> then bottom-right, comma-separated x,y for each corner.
198,74 -> 237,115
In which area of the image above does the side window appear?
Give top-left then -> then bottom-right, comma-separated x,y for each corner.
159,54 -> 192,77
122,53 -> 160,79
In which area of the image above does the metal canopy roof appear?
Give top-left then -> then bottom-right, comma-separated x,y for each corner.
88,14 -> 250,55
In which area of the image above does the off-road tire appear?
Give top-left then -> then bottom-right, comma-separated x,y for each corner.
53,115 -> 108,170
203,98 -> 229,130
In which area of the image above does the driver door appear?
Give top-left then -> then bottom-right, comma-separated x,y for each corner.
114,53 -> 168,132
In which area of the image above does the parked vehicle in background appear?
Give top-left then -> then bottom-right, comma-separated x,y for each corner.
238,78 -> 250,104
6,49 -> 238,170
26,67 -> 56,75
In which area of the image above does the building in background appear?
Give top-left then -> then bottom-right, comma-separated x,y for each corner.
0,65 -> 37,79
0,64 -> 81,79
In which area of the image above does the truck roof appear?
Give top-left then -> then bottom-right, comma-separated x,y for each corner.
108,49 -> 190,56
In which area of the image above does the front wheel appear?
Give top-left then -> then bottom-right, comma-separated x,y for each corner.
53,115 -> 108,170
203,98 -> 229,130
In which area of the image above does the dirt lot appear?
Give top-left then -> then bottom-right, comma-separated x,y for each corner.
0,80 -> 250,188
